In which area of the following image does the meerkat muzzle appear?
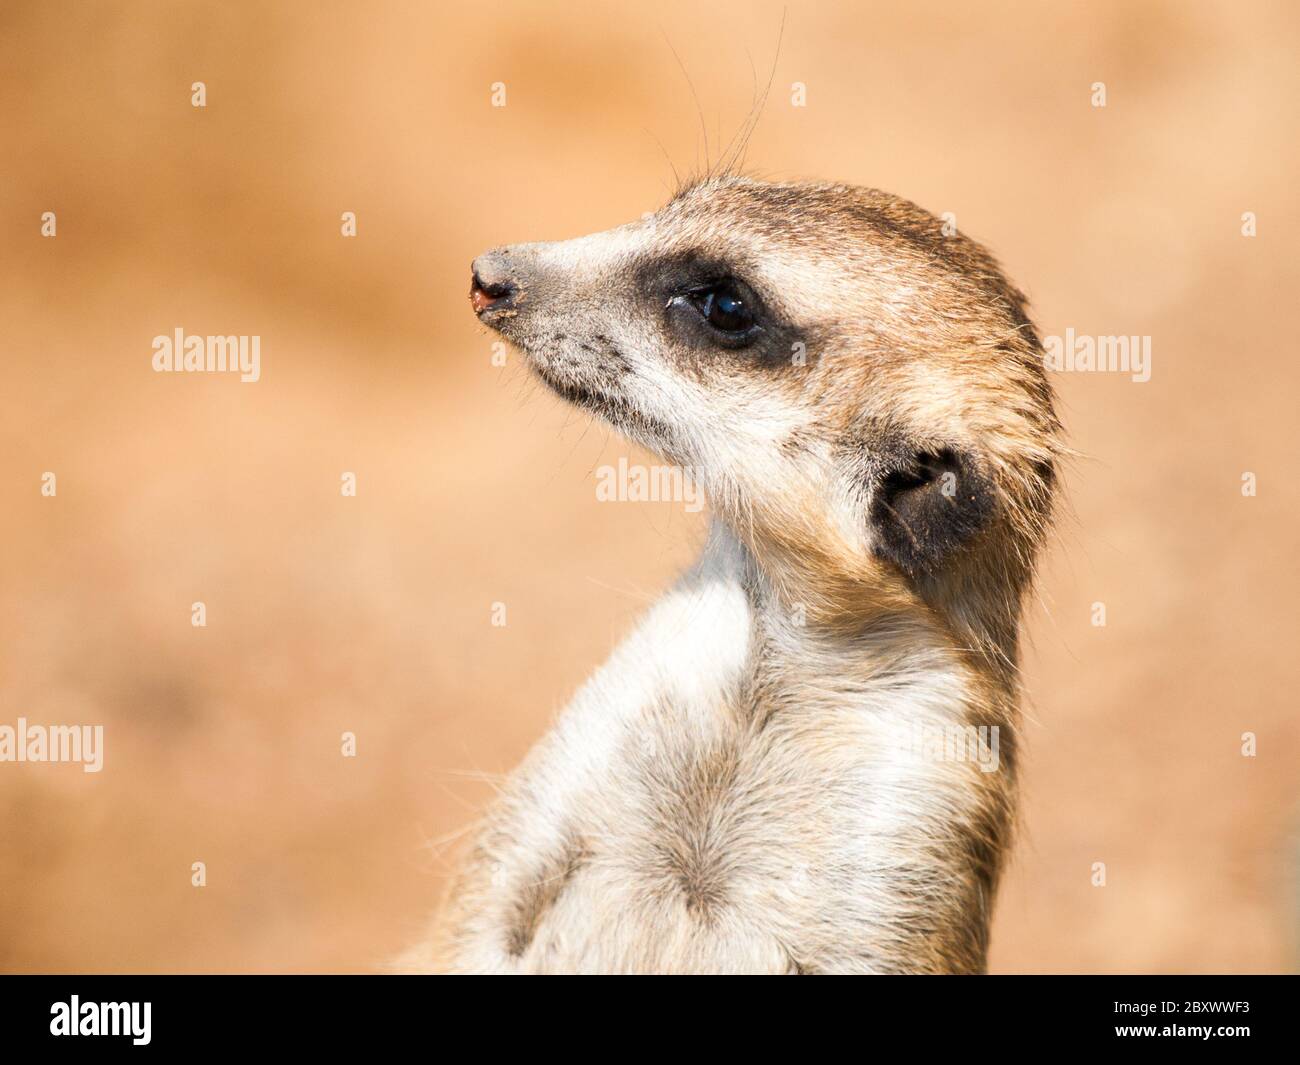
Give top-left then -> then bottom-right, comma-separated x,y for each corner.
469,252 -> 519,316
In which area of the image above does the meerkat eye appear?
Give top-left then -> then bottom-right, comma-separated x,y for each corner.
688,281 -> 757,336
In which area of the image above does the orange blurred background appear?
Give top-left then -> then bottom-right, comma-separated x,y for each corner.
1,0 -> 1297,973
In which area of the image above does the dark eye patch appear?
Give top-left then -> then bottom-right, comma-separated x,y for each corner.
635,250 -> 745,297
634,250 -> 806,368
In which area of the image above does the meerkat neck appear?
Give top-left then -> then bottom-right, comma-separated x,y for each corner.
698,518 -> 1008,723
706,507 -> 1024,699
701,519 -> 1003,687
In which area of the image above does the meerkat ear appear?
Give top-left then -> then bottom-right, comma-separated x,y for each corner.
869,447 -> 995,576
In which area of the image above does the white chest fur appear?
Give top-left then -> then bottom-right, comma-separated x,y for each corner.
443,527 -> 992,974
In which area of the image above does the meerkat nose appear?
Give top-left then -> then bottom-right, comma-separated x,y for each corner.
470,252 -> 519,315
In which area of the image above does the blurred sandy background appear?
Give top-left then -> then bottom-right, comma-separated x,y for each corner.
1,0 -> 1297,973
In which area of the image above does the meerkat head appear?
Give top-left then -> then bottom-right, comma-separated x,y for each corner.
471,177 -> 1060,657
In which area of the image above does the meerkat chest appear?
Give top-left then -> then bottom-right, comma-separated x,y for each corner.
452,566 -> 984,973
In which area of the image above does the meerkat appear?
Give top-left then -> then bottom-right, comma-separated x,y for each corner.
405,176 -> 1060,974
